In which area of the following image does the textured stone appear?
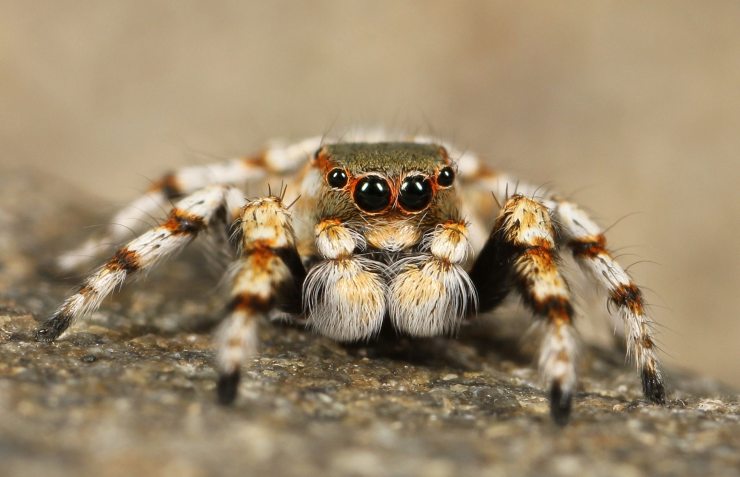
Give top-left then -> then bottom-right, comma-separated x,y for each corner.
0,169 -> 738,477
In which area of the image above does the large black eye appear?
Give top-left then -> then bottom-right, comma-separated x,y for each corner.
399,175 -> 433,212
353,176 -> 391,213
327,168 -> 348,188
437,166 -> 455,187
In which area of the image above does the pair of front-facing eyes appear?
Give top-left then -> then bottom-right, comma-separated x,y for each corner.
325,166 -> 455,214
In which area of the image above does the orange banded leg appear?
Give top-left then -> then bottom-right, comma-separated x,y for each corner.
215,196 -> 305,404
470,195 -> 578,424
57,137 -> 322,271
552,200 -> 666,404
37,186 -> 244,342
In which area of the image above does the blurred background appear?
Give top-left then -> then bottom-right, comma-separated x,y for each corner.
2,1 -> 738,387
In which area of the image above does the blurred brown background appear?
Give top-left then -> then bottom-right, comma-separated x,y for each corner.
1,1 -> 738,387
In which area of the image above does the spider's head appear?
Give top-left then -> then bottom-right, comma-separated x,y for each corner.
310,142 -> 459,251
313,142 -> 457,217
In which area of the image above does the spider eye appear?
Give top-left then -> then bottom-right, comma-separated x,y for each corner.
437,166 -> 455,187
399,175 -> 433,212
353,176 -> 391,213
327,168 -> 348,188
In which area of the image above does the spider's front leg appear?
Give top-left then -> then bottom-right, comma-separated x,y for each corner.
215,196 -> 306,404
37,186 -> 246,341
470,195 -> 578,425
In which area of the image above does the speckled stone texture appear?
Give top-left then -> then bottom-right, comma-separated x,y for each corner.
1,170 -> 738,477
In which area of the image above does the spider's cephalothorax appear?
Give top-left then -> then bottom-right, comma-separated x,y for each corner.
37,132 -> 667,425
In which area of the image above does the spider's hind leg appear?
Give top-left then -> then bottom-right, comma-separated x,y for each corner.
37,185 -> 246,342
57,137 -> 322,271
215,196 -> 305,405
551,199 -> 666,404
470,194 -> 578,425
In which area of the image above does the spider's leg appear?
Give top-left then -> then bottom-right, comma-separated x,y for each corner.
443,145 -> 544,201
435,145 -> 548,251
389,220 -> 477,336
550,199 -> 666,404
469,194 -> 578,425
37,185 -> 245,342
302,219 -> 387,342
57,137 -> 322,271
215,196 -> 305,404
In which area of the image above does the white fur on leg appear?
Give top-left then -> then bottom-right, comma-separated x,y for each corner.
553,200 -> 663,376
264,136 -> 323,172
216,311 -> 258,375
215,192 -> 303,403
538,321 -> 579,398
57,137 -> 321,271
57,191 -> 168,271
45,186 -> 233,338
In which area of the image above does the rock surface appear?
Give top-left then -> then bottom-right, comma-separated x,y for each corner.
0,170 -> 738,477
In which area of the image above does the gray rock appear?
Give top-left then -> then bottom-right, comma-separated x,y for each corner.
1,169 -> 738,477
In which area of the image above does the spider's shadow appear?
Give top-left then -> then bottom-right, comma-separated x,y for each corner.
330,318 -> 536,373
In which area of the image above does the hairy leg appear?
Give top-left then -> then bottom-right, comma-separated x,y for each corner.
550,199 -> 666,404
37,185 -> 245,341
470,194 -> 578,424
57,137 -> 322,271
216,195 -> 305,404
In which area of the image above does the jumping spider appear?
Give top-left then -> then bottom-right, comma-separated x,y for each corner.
36,131 -> 666,424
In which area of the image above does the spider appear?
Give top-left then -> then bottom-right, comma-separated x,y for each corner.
36,131 -> 666,424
